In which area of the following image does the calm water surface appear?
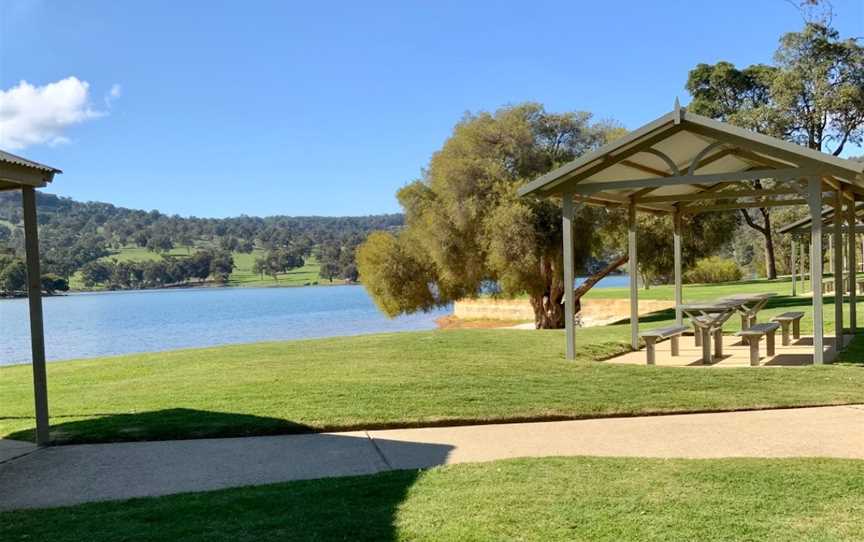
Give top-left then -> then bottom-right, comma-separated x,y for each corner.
0,275 -> 628,366
0,286 -> 451,366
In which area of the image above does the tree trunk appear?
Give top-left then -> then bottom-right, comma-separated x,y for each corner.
530,250 -> 566,329
739,204 -> 777,279
529,292 -> 566,329
530,253 -> 629,329
763,210 -> 777,279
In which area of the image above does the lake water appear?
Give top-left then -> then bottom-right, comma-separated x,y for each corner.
0,275 -> 628,366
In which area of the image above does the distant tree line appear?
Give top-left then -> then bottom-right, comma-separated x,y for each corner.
317,233 -> 362,282
79,250 -> 235,290
0,253 -> 69,296
0,191 -> 403,287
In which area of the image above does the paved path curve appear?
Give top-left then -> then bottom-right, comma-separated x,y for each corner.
1,405 -> 862,510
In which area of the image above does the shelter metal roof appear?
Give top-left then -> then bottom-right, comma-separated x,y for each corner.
0,149 -> 61,191
518,106 -> 864,214
777,202 -> 864,235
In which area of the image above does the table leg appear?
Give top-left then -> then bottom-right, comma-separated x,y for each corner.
740,314 -> 750,331
714,328 -> 723,357
766,330 -> 776,357
701,327 -> 713,364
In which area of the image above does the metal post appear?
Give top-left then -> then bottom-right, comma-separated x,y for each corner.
562,192 -> 576,360
791,239 -> 797,296
22,187 -> 50,445
673,208 -> 683,326
834,190 -> 843,351
628,199 -> 638,350
848,194 -> 857,334
800,241 -> 806,293
809,178 -> 824,364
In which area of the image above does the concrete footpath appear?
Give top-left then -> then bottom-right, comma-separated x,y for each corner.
1,405 -> 863,511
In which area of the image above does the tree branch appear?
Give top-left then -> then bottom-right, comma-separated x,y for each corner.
572,253 -> 629,301
832,131 -> 850,156
739,208 -> 768,235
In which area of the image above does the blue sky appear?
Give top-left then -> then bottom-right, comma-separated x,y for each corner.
1,0 -> 862,217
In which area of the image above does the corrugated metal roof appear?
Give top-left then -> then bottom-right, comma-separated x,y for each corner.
0,149 -> 62,173
517,108 -> 864,212
777,202 -> 864,234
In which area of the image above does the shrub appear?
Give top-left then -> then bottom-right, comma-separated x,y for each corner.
40,274 -> 69,294
684,256 -> 743,284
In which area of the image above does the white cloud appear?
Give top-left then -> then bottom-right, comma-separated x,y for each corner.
0,77 -> 118,150
105,83 -> 122,107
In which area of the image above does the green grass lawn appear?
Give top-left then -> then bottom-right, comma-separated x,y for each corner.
2,456 -> 862,541
583,275 -> 802,301
3,311 -> 863,444
226,251 -> 324,287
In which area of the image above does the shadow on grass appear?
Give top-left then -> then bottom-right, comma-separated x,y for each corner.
2,409 -> 454,541
6,408 -> 320,445
836,334 -> 864,365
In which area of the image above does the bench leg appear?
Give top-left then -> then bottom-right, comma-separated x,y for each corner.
714,328 -> 723,358
694,325 -> 701,346
701,328 -> 713,364
748,336 -> 761,366
766,330 -> 776,357
779,321 -> 790,346
645,337 -> 656,365
792,319 -> 800,339
670,335 -> 680,357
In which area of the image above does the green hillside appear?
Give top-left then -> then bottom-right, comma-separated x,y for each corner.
68,245 -> 331,290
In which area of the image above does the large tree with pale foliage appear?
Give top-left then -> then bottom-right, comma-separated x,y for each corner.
357,103 -> 620,328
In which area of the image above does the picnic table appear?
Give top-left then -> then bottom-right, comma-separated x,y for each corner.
680,301 -> 740,364
720,293 -> 777,331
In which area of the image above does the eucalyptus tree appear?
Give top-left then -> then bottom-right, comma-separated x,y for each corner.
686,22 -> 864,278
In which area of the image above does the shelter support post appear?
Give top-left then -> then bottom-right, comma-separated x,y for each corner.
791,239 -> 797,296
844,233 -> 849,290
848,194 -> 857,334
829,234 -> 834,274
834,190 -> 844,351
629,199 -> 638,350
809,178 -> 824,364
22,186 -> 50,446
673,208 -> 682,325
562,192 -> 576,360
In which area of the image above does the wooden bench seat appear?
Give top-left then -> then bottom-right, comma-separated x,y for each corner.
735,322 -> 781,366
771,311 -> 804,346
639,325 -> 688,365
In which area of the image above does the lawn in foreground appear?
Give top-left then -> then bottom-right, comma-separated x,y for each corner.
2,321 -> 863,443
2,456 -> 861,541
